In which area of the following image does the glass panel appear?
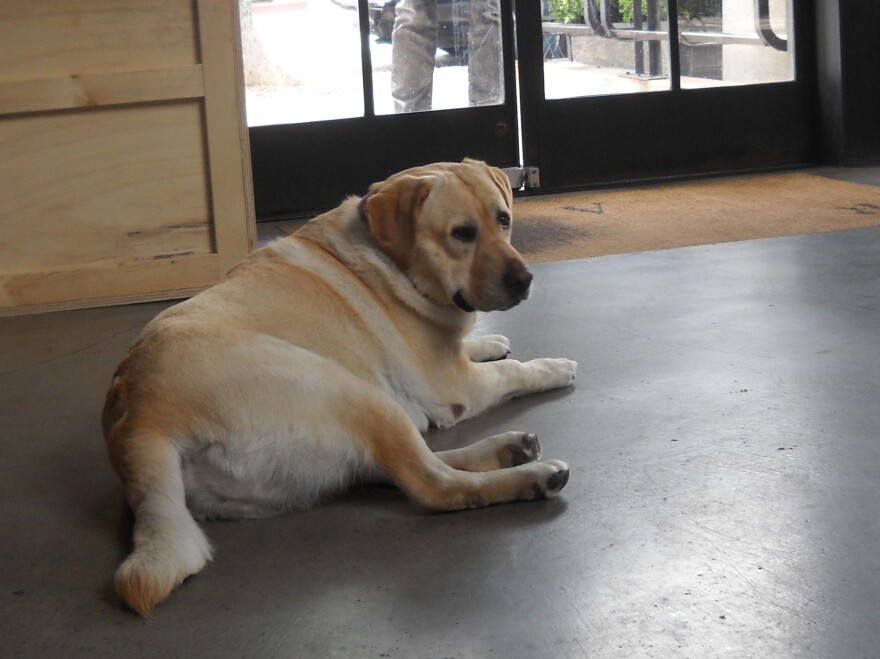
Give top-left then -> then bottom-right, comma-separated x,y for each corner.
241,0 -> 506,123
241,0 -> 365,126
373,0 -> 505,114
678,0 -> 794,89
542,0 -> 671,99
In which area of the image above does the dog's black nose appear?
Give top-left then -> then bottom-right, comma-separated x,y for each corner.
503,261 -> 533,298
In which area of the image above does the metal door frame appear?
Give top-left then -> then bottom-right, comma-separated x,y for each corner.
249,0 -> 817,217
249,0 -> 521,220
514,0 -> 817,194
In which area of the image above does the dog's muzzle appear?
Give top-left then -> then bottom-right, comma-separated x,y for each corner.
454,261 -> 533,313
453,291 -> 475,313
503,261 -> 533,303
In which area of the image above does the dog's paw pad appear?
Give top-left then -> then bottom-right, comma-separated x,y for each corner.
534,358 -> 578,388
530,460 -> 570,500
508,432 -> 541,466
545,462 -> 570,495
467,334 -> 512,362
483,334 -> 511,351
555,358 -> 578,382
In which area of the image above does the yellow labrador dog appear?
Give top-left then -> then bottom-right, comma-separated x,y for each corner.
103,159 -> 576,615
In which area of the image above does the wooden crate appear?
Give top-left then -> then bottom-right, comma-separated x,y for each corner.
0,0 -> 255,316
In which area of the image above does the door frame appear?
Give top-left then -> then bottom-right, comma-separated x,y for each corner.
514,0 -> 817,194
249,0 -> 521,220
249,0 -> 818,219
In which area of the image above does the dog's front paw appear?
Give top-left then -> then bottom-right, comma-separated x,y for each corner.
465,334 -> 511,362
522,460 -> 570,500
508,432 -> 542,466
530,357 -> 578,390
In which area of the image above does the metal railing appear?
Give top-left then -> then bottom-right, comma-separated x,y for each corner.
580,0 -> 787,49
543,0 -> 788,76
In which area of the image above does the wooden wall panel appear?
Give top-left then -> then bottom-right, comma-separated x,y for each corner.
0,255 -> 220,311
0,1 -> 199,80
0,103 -> 212,271
0,67 -> 205,116
0,0 -> 255,316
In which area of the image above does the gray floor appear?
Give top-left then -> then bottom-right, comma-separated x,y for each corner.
3,174 -> 880,658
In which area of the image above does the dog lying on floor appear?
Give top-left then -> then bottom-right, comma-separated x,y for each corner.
103,159 -> 577,615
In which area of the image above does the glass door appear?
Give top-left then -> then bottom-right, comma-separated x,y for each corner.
242,0 -> 520,219
516,0 -> 813,193
243,0 -> 814,217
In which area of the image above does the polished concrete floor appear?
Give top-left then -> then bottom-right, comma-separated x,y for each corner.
3,178 -> 880,657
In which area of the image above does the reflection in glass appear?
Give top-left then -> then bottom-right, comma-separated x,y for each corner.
678,0 -> 794,89
241,0 -> 365,127
542,0 -> 672,99
376,0 -> 505,115
241,0 -> 506,124
541,0 -> 794,99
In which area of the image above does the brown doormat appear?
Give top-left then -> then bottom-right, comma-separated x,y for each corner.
511,172 -> 880,264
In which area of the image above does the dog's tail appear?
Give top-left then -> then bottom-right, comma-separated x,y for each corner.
112,432 -> 212,616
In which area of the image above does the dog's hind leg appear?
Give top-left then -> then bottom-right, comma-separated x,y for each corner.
113,432 -> 212,616
361,400 -> 569,510
432,431 -> 542,471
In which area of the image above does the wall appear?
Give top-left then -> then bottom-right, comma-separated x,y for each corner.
816,0 -> 880,165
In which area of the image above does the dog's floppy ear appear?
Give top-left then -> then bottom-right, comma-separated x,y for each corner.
463,158 -> 513,209
363,175 -> 432,270
486,165 -> 514,209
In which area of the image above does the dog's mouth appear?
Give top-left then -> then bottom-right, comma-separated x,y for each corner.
453,289 -> 530,313
498,295 -> 527,312
452,291 -> 475,313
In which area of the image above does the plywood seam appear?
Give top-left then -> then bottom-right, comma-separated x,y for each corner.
0,65 -> 206,117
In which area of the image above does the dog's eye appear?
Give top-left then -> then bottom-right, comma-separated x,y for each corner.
497,212 -> 511,229
451,226 -> 477,242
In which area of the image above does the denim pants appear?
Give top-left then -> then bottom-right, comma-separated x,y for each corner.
391,0 -> 504,113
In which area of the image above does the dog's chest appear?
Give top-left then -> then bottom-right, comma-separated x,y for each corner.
377,364 -> 461,433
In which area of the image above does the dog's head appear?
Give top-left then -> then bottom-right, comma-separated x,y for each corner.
360,159 -> 531,313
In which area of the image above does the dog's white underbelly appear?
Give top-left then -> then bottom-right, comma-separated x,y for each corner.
178,429 -> 368,520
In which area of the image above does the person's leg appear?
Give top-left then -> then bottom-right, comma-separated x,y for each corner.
467,0 -> 504,106
391,0 -> 439,113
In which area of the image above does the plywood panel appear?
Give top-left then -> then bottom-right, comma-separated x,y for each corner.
197,0 -> 256,274
0,0 -> 199,81
0,66 -> 205,116
0,0 -> 254,316
0,102 -> 213,272
0,254 -> 220,311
